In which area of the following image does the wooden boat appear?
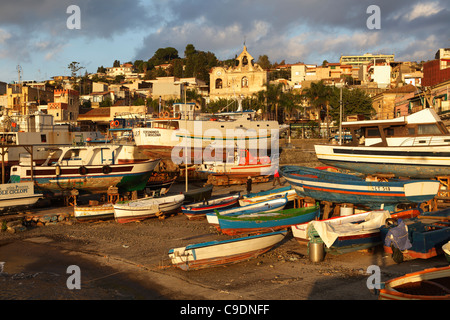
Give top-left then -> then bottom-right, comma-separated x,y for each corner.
197,149 -> 275,177
183,184 -> 213,203
280,165 -> 440,211
10,145 -> 161,194
113,194 -> 185,223
74,203 -> 114,221
145,174 -> 177,195
0,182 -> 43,211
444,241 -> 450,263
206,196 -> 288,228
378,266 -> 450,300
303,208 -> 421,255
239,185 -> 297,206
314,108 -> 450,179
381,208 -> 450,262
182,193 -> 240,220
168,230 -> 287,270
217,205 -> 320,236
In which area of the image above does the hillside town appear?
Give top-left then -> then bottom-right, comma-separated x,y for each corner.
1,45 -> 449,137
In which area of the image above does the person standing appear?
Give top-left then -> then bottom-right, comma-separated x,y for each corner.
273,169 -> 281,186
246,176 -> 252,195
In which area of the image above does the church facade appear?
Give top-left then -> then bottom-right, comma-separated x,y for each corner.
209,46 -> 268,101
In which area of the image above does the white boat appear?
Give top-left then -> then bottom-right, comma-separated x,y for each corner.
0,182 -> 43,211
196,148 -> 277,176
132,103 -> 280,162
206,196 -> 288,227
74,203 -> 115,221
168,230 -> 287,270
0,112 -> 104,168
10,145 -> 160,194
239,185 -> 297,206
314,108 -> 450,178
113,194 -> 185,223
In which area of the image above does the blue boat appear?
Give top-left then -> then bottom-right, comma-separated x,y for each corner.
181,193 -> 240,220
206,196 -> 288,228
280,165 -> 440,211
381,208 -> 450,263
217,205 -> 320,236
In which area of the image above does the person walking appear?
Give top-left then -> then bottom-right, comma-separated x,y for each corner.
273,169 -> 281,186
246,176 -> 252,195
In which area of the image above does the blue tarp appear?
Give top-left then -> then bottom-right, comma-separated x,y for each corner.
384,219 -> 412,251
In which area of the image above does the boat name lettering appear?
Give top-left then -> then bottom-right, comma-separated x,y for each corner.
143,130 -> 161,137
0,186 -> 30,195
368,186 -> 390,191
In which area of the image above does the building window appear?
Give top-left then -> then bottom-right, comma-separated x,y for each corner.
215,78 -> 223,89
241,77 -> 249,88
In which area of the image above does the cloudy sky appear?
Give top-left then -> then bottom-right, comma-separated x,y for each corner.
0,0 -> 448,83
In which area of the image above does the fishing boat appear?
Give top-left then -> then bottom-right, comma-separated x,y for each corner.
239,185 -> 297,206
9,145 -> 160,194
206,196 -> 288,228
168,230 -> 287,271
183,184 -> 213,203
292,207 -> 421,243
132,103 -> 280,161
73,203 -> 114,221
113,194 -> 185,223
0,182 -> 43,211
314,108 -> 450,179
182,193 -> 240,220
304,209 -> 424,255
196,149 -> 276,177
378,266 -> 450,300
0,112 -> 104,169
381,208 -> 450,262
280,165 -> 440,211
444,241 -> 450,263
217,205 -> 320,236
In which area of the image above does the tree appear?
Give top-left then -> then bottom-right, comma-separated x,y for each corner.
113,60 -> 121,67
257,55 -> 271,70
302,81 -> 334,137
68,61 -> 83,78
328,87 -> 375,124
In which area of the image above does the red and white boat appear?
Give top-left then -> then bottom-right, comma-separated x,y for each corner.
196,149 -> 276,177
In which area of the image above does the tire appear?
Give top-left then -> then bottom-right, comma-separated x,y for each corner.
102,165 -> 112,174
78,166 -> 88,175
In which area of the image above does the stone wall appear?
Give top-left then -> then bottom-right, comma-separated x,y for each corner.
279,139 -> 327,166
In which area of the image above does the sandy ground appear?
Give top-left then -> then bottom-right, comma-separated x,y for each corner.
0,178 -> 449,310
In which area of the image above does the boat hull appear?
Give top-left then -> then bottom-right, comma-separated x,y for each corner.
315,144 -> 450,179
74,203 -> 115,221
379,266 -> 450,300
168,231 -> 287,270
0,182 -> 43,211
239,186 -> 297,206
381,209 -> 450,260
206,197 -> 288,227
217,206 -> 320,236
11,159 -> 160,194
280,165 -> 440,210
113,194 -> 184,223
182,194 -> 240,220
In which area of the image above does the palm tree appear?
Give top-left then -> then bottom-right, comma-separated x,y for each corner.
264,82 -> 284,121
302,81 -> 334,138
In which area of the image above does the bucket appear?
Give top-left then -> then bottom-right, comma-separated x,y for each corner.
340,206 -> 353,216
309,241 -> 325,262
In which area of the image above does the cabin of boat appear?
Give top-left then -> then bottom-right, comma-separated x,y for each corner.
339,108 -> 450,147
